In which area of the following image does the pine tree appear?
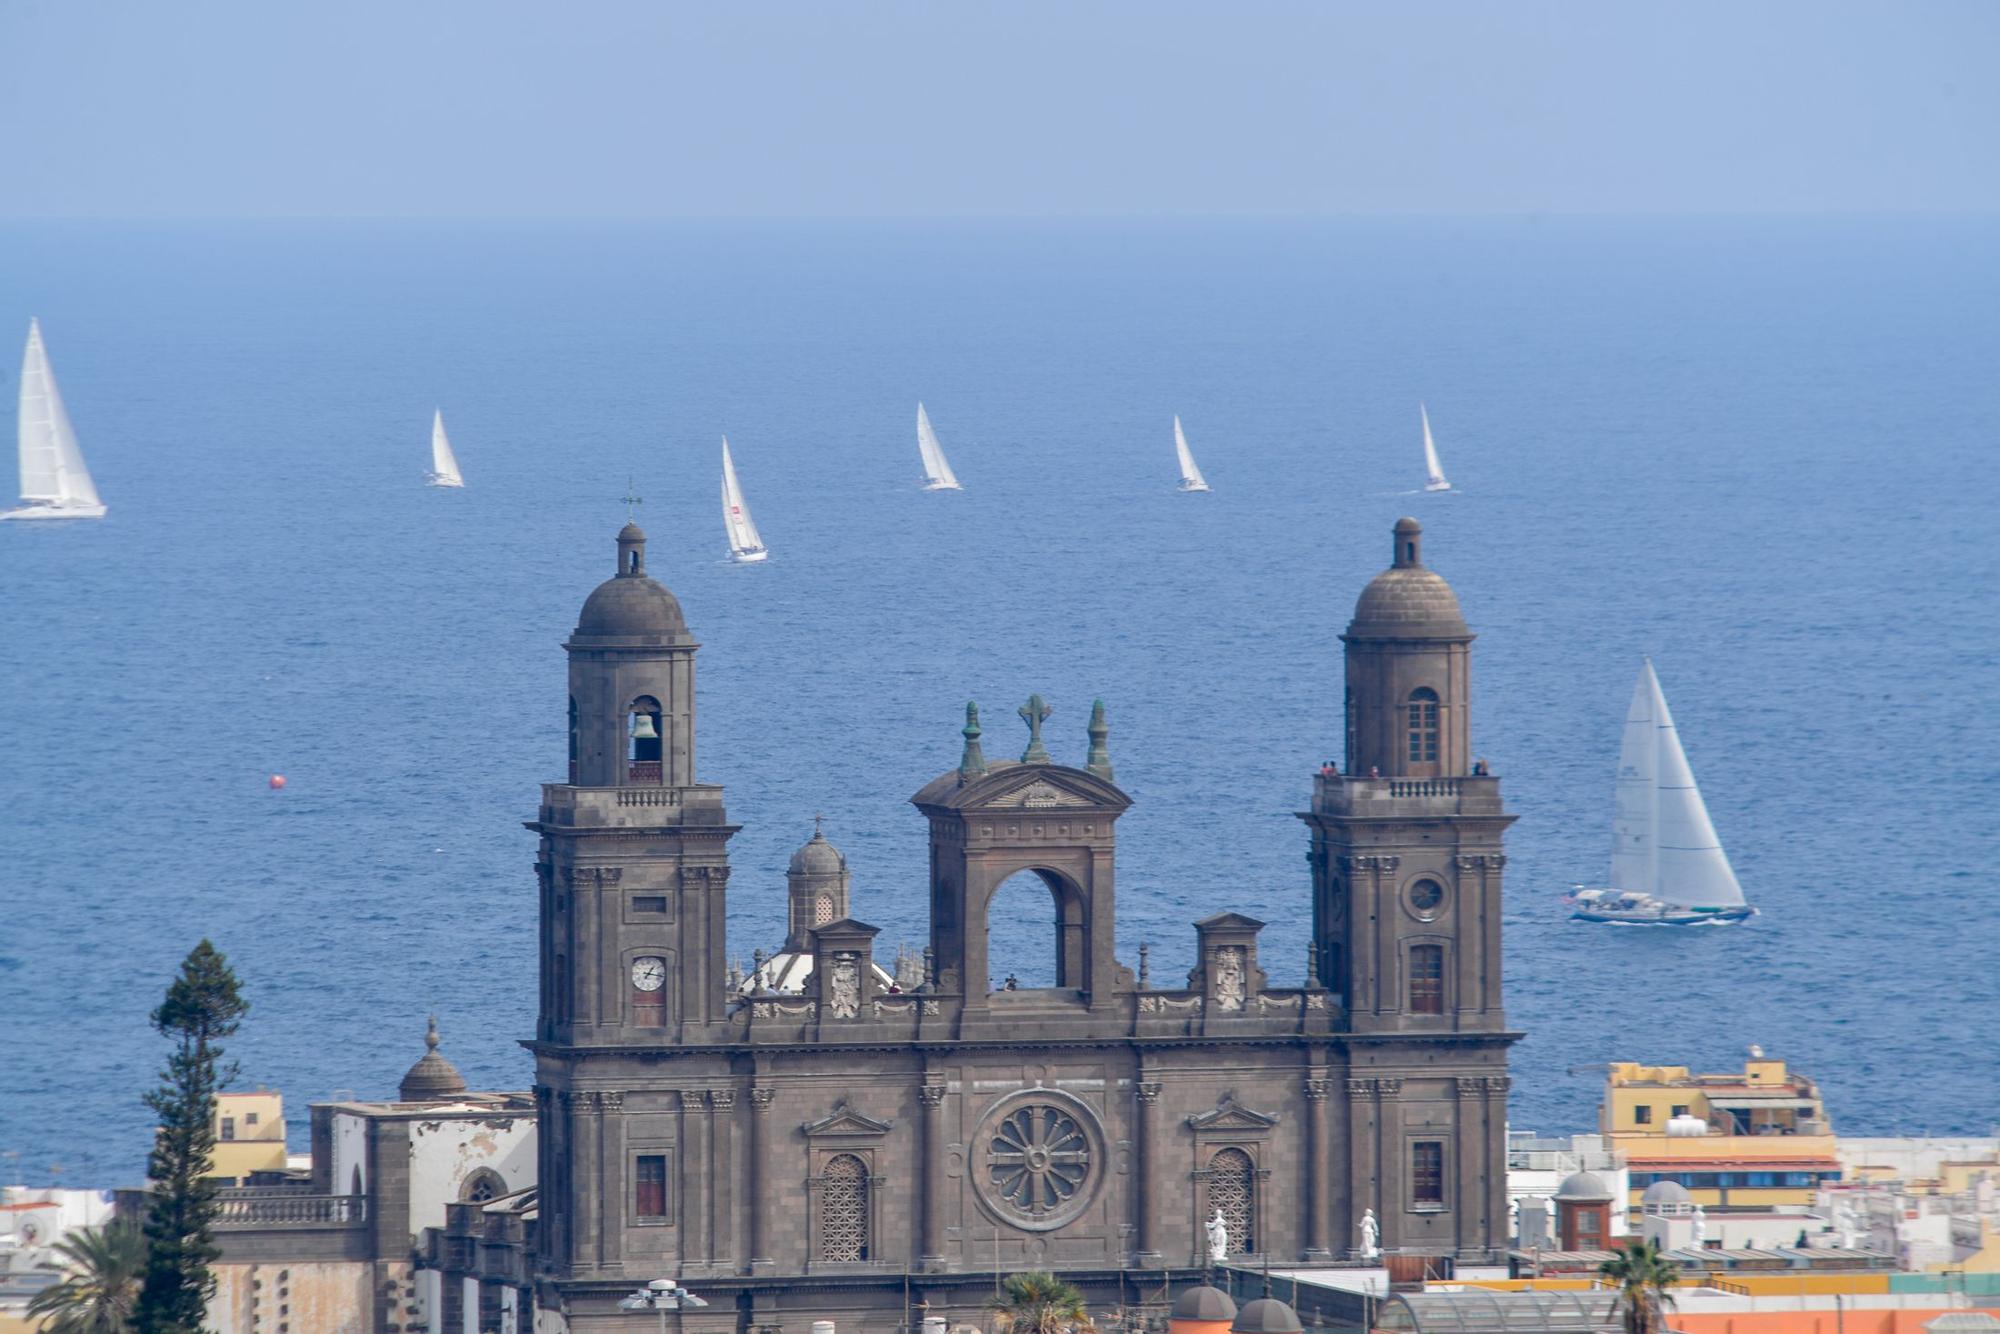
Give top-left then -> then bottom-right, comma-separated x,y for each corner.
135,940 -> 248,1334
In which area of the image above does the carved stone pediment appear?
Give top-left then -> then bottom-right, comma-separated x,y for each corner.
1187,1095 -> 1281,1135
802,1100 -> 894,1138
986,776 -> 1094,809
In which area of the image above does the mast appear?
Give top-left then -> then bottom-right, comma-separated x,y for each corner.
1610,662 -> 1661,894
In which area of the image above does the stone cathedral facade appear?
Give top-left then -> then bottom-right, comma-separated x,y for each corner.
528,516 -> 1517,1330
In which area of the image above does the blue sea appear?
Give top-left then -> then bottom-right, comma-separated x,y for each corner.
2,219 -> 1995,1185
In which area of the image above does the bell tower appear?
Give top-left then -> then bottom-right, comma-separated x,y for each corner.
1304,518 -> 1511,1035
531,523 -> 737,1282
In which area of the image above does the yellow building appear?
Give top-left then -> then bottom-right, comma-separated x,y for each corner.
208,1090 -> 289,1183
1601,1056 -> 1841,1216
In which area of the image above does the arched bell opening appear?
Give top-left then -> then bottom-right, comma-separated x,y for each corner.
627,695 -> 663,784
983,867 -> 1087,994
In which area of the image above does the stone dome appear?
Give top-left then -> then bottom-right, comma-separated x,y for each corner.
1348,518 -> 1470,638
1230,1298 -> 1303,1334
572,523 -> 688,641
1642,1179 -> 1694,1208
788,823 -> 846,877
1171,1285 -> 1238,1323
1555,1170 -> 1615,1202
399,1015 -> 468,1102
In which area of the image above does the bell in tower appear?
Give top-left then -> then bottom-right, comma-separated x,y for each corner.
566,522 -> 697,787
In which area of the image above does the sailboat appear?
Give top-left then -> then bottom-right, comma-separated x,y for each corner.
1173,415 -> 1211,492
1420,404 -> 1450,492
426,410 -> 465,488
3,319 -> 106,521
720,436 -> 768,562
916,402 -> 962,490
1569,660 -> 1757,926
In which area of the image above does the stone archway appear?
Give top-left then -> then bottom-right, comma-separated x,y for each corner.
982,865 -> 1090,991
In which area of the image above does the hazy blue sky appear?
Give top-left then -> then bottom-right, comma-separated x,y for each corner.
4,1 -> 1995,218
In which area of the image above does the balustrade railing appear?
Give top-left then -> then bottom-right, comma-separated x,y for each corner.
214,1193 -> 367,1227
626,760 -> 662,784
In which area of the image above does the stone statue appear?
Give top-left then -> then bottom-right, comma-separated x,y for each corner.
828,955 -> 861,1019
1833,1196 -> 1859,1250
1212,946 -> 1247,1012
1206,1209 -> 1228,1265
1508,1196 -> 1521,1242
1692,1203 -> 1707,1245
1359,1207 -> 1381,1260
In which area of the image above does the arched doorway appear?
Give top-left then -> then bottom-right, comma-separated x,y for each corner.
983,867 -> 1086,993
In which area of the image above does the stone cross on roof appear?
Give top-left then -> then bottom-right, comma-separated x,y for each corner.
623,477 -> 643,520
1018,694 -> 1053,764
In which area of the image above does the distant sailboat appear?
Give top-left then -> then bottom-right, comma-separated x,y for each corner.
1569,660 -> 1757,926
1173,415 -> 1211,492
916,402 -> 962,490
426,410 -> 465,488
720,436 -> 768,562
3,319 -> 106,521
1420,404 -> 1450,492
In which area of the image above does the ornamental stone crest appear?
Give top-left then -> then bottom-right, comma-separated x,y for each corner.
1212,946 -> 1247,1011
828,954 -> 861,1019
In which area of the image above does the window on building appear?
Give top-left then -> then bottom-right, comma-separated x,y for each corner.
635,1155 -> 668,1220
245,1112 -> 259,1127
220,1117 -> 236,1141
1344,687 -> 1357,771
1407,688 -> 1440,764
463,1169 -> 505,1203
632,895 -> 667,914
1671,1104 -> 1690,1118
628,695 -> 664,783
1208,1147 -> 1257,1254
568,696 -> 578,783
1412,1141 -> 1445,1206
1634,1106 -> 1654,1125
820,1153 -> 870,1261
1408,944 -> 1445,1014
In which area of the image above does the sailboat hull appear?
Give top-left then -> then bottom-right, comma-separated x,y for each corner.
425,473 -> 465,489
1,501 -> 107,520
1424,480 -> 1451,492
1566,889 -> 1756,927
1178,479 -> 1210,493
730,548 -> 770,563
922,480 -> 961,492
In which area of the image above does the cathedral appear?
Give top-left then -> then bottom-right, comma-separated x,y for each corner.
528,516 -> 1516,1330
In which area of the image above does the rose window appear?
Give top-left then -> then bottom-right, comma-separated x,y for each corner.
987,1103 -> 1091,1217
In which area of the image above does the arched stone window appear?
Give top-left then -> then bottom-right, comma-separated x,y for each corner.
814,893 -> 835,926
1208,1147 -> 1256,1255
628,696 -> 664,783
461,1168 -> 506,1203
1409,943 -> 1446,1014
1407,688 -> 1440,764
819,1153 -> 870,1261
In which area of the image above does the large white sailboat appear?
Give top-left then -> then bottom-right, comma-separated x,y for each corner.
3,319 -> 106,521
1569,660 -> 1757,926
720,436 -> 768,562
915,402 -> 961,490
1420,403 -> 1450,492
426,410 -> 465,488
1173,415 -> 1211,492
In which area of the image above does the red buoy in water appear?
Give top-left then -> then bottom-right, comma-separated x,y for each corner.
269,775 -> 287,790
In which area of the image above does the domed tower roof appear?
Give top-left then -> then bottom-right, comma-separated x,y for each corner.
1171,1285 -> 1238,1323
399,1015 -> 468,1102
1347,517 -> 1470,640
571,522 -> 690,644
788,819 -> 847,877
1642,1179 -> 1694,1208
1230,1298 -> 1303,1334
1555,1170 -> 1615,1202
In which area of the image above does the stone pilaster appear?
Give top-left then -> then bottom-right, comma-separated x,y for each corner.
1303,1078 -> 1332,1260
919,1082 -> 947,1270
679,1090 -> 707,1267
747,1087 -> 774,1273
1134,1081 -> 1163,1266
599,1092 -> 624,1272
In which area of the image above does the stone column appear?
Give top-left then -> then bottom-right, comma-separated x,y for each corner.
600,1092 -> 624,1271
679,1090 -> 708,1266
1376,1078 -> 1402,1249
710,1090 -> 735,1269
1483,856 -> 1507,1013
747,1088 -> 774,1272
1134,1081 -> 1163,1266
1303,1078 -> 1331,1260
1455,1078 -> 1482,1254
1345,1078 -> 1373,1257
919,1082 -> 948,1269
1484,1076 -> 1510,1255
571,1092 -> 600,1271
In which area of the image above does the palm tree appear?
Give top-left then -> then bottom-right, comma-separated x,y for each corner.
26,1222 -> 146,1333
1599,1239 -> 1680,1334
991,1271 -> 1094,1334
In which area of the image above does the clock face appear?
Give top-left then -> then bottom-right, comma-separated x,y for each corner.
630,956 -> 667,992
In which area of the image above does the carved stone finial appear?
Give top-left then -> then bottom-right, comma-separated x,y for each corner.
1305,943 -> 1321,989
1137,941 -> 1150,989
959,702 -> 988,781
425,1014 -> 440,1051
1085,698 -> 1114,781
1018,694 -> 1053,764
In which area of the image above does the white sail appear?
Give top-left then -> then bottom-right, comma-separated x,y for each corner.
720,437 -> 767,560
13,318 -> 103,513
1174,415 -> 1210,491
1421,403 -> 1449,491
916,401 -> 961,490
428,410 -> 464,487
1610,661 -> 1746,909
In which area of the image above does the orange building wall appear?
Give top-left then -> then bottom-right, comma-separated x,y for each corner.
1673,1306 -> 1965,1334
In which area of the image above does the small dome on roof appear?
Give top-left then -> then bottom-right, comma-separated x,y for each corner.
1231,1298 -> 1303,1334
788,820 -> 846,877
573,524 -> 689,640
1172,1285 -> 1237,1323
399,1015 -> 468,1102
1350,518 -> 1469,638
1556,1170 -> 1615,1201
1642,1179 -> 1693,1207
